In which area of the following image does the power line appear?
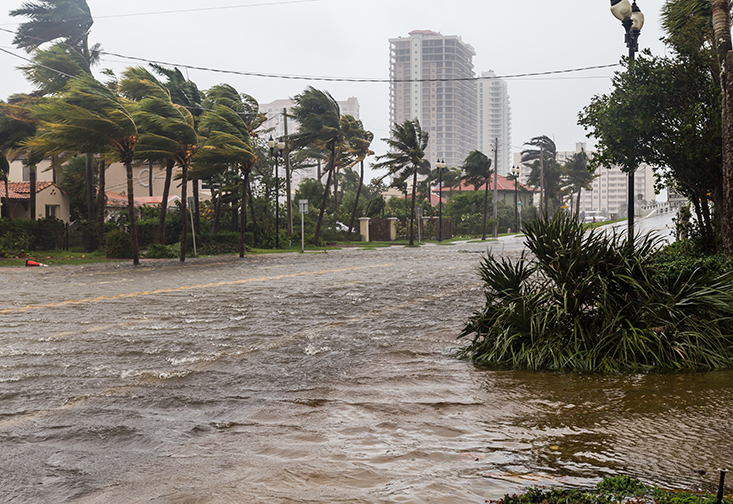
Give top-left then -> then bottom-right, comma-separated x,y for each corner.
0,0 -> 320,27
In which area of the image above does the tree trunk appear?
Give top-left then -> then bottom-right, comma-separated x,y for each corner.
179,164 -> 188,263
348,159 -> 365,233
247,176 -> 259,233
409,170 -> 418,246
284,108 -> 293,235
313,143 -> 335,246
712,0 -> 733,256
212,188 -> 221,235
192,177 -> 200,235
125,161 -> 140,266
96,159 -> 106,250
157,159 -> 174,245
148,160 -> 154,197
576,188 -> 582,218
240,173 -> 247,258
85,152 -> 95,221
29,164 -> 36,220
482,179 -> 489,240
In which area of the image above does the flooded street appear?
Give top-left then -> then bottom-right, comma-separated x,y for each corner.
1,236 -> 732,503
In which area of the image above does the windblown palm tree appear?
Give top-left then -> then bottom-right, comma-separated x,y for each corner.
120,67 -> 199,262
290,87 -> 345,246
522,135 -> 560,215
26,74 -> 142,264
193,84 -> 261,256
373,118 -> 430,246
343,118 -> 374,233
562,149 -> 595,218
461,150 -> 493,240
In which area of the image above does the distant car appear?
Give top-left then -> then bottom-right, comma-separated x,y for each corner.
583,214 -> 608,223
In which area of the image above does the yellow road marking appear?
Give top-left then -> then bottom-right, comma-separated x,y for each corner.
0,264 -> 395,315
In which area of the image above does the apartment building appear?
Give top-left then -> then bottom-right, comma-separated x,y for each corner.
477,71 -> 512,176
389,30 -> 477,169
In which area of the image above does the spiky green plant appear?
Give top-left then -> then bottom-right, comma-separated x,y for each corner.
459,212 -> 733,372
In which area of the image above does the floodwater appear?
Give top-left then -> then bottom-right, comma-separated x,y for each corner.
1,233 -> 731,503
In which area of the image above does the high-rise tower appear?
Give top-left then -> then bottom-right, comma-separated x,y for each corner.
389,30 -> 477,169
477,71 -> 512,175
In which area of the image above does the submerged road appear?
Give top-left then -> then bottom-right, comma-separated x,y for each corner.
2,216 -> 731,503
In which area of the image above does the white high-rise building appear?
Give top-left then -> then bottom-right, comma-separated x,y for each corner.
389,30 -> 477,169
477,71 -> 512,176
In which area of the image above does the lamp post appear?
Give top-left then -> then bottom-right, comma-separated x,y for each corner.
436,159 -> 446,241
611,0 -> 644,240
268,136 -> 286,249
511,165 -> 520,232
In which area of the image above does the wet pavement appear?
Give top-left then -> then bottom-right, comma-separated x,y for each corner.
1,223 -> 731,503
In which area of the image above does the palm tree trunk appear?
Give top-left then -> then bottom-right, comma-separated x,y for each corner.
179,164 -> 188,263
157,158 -> 174,244
96,159 -> 106,250
85,152 -> 95,221
247,176 -> 258,233
192,177 -> 200,235
482,180 -> 489,240
29,164 -> 36,220
314,144 -> 335,246
575,189 -> 582,218
348,159 -> 365,233
240,172 -> 248,258
212,188 -> 221,235
712,0 -> 733,256
409,170 -> 418,246
124,161 -> 140,266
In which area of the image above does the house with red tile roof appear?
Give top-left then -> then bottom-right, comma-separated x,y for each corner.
0,181 -> 71,222
431,174 -> 536,208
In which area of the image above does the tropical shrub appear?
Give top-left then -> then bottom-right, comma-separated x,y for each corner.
105,229 -> 133,259
144,243 -> 177,258
459,212 -> 733,372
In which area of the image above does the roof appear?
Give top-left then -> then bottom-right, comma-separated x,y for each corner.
2,181 -> 64,200
433,174 -> 535,193
106,191 -> 180,208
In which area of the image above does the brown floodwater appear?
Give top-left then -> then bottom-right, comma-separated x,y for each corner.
0,235 -> 731,503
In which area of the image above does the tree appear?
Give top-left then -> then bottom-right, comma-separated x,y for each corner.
193,84 -> 260,256
26,74 -> 141,264
521,136 -> 563,215
290,87 -> 345,246
373,118 -> 430,246
562,149 -> 596,218
461,150 -> 493,240
578,51 -> 721,245
119,67 -> 199,262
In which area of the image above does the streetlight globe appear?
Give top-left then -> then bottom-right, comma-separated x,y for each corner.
610,0 -> 632,21
277,140 -> 286,151
631,2 -> 644,31
436,159 -> 446,169
267,136 -> 276,150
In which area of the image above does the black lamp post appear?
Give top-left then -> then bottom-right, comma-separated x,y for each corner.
611,0 -> 644,240
268,136 -> 286,249
511,165 -> 520,232
436,159 -> 446,241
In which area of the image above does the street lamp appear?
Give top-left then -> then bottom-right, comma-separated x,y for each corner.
611,0 -> 644,240
268,136 -> 286,249
511,165 -> 520,232
436,159 -> 446,241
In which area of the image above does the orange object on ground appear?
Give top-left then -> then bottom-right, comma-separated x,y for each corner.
25,260 -> 48,267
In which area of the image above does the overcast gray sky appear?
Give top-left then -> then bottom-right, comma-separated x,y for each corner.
0,0 -> 669,181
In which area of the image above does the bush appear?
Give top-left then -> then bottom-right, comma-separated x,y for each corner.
105,229 -> 133,258
144,243 -> 177,259
459,212 -> 733,373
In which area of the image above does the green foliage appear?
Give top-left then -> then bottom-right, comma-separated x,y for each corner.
0,217 -> 66,254
649,239 -> 733,285
459,212 -> 733,372
144,243 -> 177,259
105,229 -> 132,259
495,476 -> 730,504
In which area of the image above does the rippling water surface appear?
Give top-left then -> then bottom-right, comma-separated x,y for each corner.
1,238 -> 731,503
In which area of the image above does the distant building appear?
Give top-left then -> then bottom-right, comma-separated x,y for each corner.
513,142 -> 657,217
389,30 -> 477,169
477,71 -> 512,176
259,97 -> 360,188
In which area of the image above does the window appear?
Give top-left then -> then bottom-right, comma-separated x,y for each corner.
45,205 -> 59,218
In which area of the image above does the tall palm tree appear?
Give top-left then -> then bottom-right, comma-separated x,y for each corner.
193,85 -> 260,257
120,67 -> 199,262
344,118 -> 374,233
11,0 -> 96,62
522,135 -> 559,215
26,74 -> 142,264
290,87 -> 345,246
562,149 -> 596,218
373,118 -> 430,246
461,150 -> 493,240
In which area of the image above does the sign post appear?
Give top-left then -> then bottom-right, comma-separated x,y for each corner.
299,199 -> 308,252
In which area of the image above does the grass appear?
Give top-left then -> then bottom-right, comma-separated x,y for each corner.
0,250 -> 123,267
493,475 -> 730,504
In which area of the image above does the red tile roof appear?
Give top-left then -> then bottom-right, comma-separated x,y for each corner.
434,174 -> 535,193
2,181 -> 62,200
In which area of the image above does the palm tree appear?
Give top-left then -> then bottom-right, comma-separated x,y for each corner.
373,118 -> 430,246
11,0 -> 97,62
290,87 -> 346,246
562,149 -> 596,218
193,84 -> 260,256
461,150 -> 493,240
522,135 -> 560,215
26,74 -> 142,264
120,67 -> 199,262
345,119 -> 374,233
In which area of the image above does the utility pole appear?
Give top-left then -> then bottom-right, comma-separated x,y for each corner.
283,108 -> 293,234
493,138 -> 498,238
540,144 -> 545,215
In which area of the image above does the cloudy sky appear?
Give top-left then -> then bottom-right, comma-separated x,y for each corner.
0,0 -> 669,181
